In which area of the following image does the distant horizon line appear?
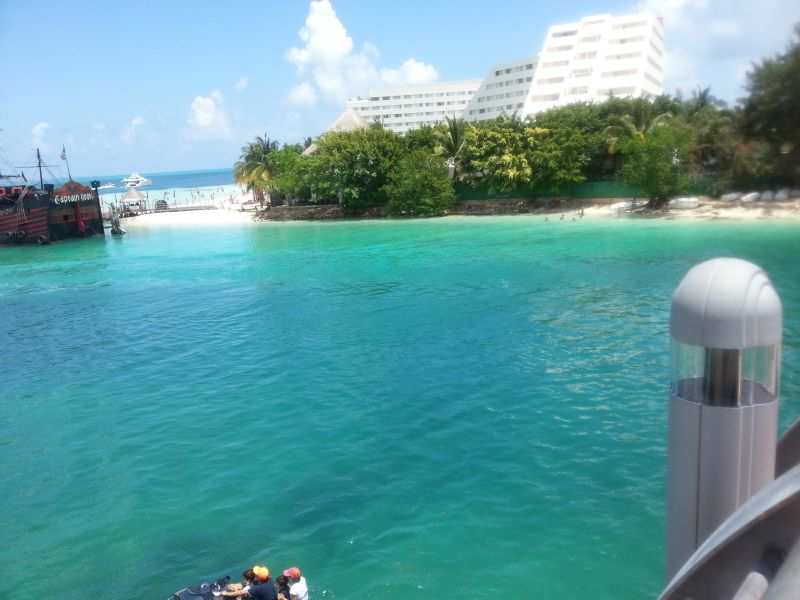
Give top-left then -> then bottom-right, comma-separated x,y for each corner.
64,166 -> 234,181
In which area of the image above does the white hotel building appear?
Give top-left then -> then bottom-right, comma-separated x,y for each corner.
342,11 -> 664,133
345,80 -> 482,134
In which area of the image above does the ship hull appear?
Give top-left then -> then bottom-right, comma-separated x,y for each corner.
0,188 -> 51,244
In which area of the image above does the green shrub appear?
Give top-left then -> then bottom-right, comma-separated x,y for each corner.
620,123 -> 692,208
384,150 -> 455,217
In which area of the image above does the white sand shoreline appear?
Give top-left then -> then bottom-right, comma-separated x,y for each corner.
118,200 -> 800,229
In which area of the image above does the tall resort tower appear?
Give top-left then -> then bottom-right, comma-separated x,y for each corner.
338,11 -> 664,133
524,12 -> 665,115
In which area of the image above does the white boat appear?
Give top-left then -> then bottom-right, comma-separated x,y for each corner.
121,172 -> 152,188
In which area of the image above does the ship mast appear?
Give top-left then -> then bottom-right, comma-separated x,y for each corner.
15,149 -> 55,190
37,148 -> 44,189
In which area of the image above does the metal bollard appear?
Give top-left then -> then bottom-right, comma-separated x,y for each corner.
666,258 -> 783,579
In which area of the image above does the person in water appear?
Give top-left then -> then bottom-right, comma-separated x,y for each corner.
283,567 -> 309,600
223,565 -> 277,600
275,575 -> 291,600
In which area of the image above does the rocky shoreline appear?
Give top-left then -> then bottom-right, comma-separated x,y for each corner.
253,186 -> 800,222
255,198 -> 624,221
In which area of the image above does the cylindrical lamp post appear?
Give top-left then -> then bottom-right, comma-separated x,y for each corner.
666,258 -> 783,579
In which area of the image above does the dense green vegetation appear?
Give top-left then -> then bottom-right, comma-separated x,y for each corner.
236,25 -> 800,214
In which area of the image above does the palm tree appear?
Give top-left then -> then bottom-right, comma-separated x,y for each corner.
438,116 -> 468,178
603,110 -> 673,155
234,134 -> 279,205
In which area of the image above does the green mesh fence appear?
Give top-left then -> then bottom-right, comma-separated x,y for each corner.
455,178 -> 714,201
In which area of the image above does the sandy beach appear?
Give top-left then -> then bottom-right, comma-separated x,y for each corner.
582,199 -> 800,221
122,209 -> 259,228
117,198 -> 800,227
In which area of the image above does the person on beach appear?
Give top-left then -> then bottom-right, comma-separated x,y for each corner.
283,567 -> 309,600
223,565 -> 277,600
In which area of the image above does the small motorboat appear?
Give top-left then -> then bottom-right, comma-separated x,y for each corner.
169,575 -> 230,600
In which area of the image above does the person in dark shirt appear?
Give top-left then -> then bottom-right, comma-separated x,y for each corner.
222,565 -> 276,600
248,579 -> 278,600
275,575 -> 291,600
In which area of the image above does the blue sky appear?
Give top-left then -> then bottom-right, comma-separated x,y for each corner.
2,0 -> 799,177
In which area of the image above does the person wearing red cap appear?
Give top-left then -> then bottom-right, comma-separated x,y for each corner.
283,567 -> 308,600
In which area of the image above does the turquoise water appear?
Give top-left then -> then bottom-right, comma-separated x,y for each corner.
2,216 -> 800,600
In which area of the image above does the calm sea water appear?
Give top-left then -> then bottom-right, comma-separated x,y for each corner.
2,216 -> 800,600
71,168 -> 234,194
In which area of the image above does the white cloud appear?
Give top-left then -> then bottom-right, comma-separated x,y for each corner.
639,0 -> 800,102
235,76 -> 249,92
285,0 -> 439,106
380,58 -> 439,86
187,90 -> 231,139
31,121 -> 50,149
287,82 -> 318,106
121,116 -> 145,145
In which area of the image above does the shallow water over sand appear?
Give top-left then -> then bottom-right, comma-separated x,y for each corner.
2,216 -> 800,599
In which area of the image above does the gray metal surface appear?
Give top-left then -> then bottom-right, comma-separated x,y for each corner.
666,392 -> 778,579
777,418 -> 800,476
660,464 -> 800,600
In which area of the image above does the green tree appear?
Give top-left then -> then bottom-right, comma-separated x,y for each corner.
461,117 -> 538,191
620,123 -> 692,208
403,125 -> 439,153
384,150 -> 455,217
306,127 -> 404,213
603,111 -> 673,155
741,23 -> 800,184
234,134 -> 279,204
268,146 -> 308,202
532,103 -> 608,178
527,123 -> 591,191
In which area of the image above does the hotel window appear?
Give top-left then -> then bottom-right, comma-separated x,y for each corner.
575,51 -> 597,60
653,26 -> 664,41
382,96 -> 390,100
541,60 -> 569,68
572,68 -> 592,77
600,86 -> 635,96
608,52 -> 641,60
530,93 -> 560,102
525,76 -> 533,82
613,20 -> 646,30
552,30 -> 577,38
580,35 -> 601,43
650,41 -> 663,56
602,69 -> 638,78
645,72 -> 662,86
648,55 -> 662,71
584,18 -> 605,25
610,36 -> 645,45
369,97 -> 379,101
568,86 -> 589,95
526,63 -> 534,70
539,77 -> 565,84
548,45 -> 574,52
